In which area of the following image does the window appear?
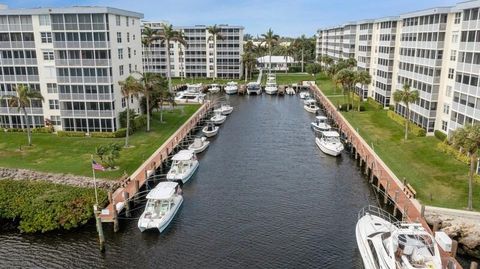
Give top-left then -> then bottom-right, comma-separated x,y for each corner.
128,47 -> 131,58
43,51 -> 54,60
119,65 -> 124,76
450,50 -> 456,61
443,104 -> 450,114
448,68 -> 454,79
118,48 -> 123,59
121,97 -> 126,108
442,121 -> 447,131
116,15 -> 121,26
117,32 -> 122,43
48,99 -> 59,110
127,32 -> 130,42
50,115 -> 60,125
40,32 -> 52,43
39,15 -> 51,26
446,86 -> 452,97
129,64 -> 132,73
47,83 -> 57,93
455,12 -> 461,24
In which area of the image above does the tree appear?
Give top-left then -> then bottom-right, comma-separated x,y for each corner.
355,70 -> 372,111
321,55 -> 334,75
96,143 -> 122,169
293,35 -> 316,72
208,25 -> 225,81
135,72 -> 163,132
306,63 -> 322,78
150,75 -> 172,123
142,26 -> 160,74
334,68 -> 356,111
1,85 -> 43,146
158,23 -> 187,92
261,28 -> 279,75
119,75 -> 142,147
281,44 -> 295,73
242,52 -> 256,82
450,124 -> 480,210
346,57 -> 357,69
393,84 -> 419,141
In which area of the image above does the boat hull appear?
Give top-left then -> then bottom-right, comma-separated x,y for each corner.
265,88 -> 277,95
166,161 -> 199,184
138,196 -> 183,233
315,137 -> 343,157
304,105 -> 319,113
202,127 -> 219,137
224,88 -> 238,95
208,88 -> 220,93
188,141 -> 210,154
211,116 -> 226,125
247,89 -> 262,95
311,122 -> 331,132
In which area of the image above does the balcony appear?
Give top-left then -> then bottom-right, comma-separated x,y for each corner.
60,109 -> 114,118
0,42 -> 10,48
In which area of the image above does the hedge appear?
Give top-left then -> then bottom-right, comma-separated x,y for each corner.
3,126 -> 54,133
57,131 -> 85,137
437,141 -> 470,165
366,97 -> 384,110
387,110 -> 426,137
90,128 -> 130,138
134,115 -> 147,131
434,130 -> 447,141
338,103 -> 366,112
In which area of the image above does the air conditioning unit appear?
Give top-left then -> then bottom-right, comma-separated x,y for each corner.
435,231 -> 452,252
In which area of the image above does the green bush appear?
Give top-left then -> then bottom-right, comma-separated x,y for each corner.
57,131 -> 85,137
366,97 -> 383,110
96,143 -> 122,168
119,109 -> 138,130
134,115 -> 147,131
0,180 -> 106,233
434,130 -> 447,141
437,141 -> 469,165
338,103 -> 366,112
4,128 -> 24,132
387,110 -> 426,137
288,66 -> 302,73
32,126 -> 54,133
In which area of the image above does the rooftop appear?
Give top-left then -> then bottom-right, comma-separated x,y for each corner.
0,5 -> 143,18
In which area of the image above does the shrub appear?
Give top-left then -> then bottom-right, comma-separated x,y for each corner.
4,128 -> 24,132
434,130 -> 447,141
437,141 -> 469,165
96,143 -> 122,169
32,126 -> 54,133
133,115 -> 147,131
338,103 -> 365,112
288,66 -> 302,73
119,109 -> 138,130
366,97 -> 383,110
387,110 -> 426,137
57,131 -> 85,137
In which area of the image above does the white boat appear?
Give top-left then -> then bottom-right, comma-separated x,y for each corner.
356,205 -> 442,269
299,91 -> 310,99
166,150 -> 199,184
304,98 -> 316,105
211,112 -> 226,125
213,104 -> 233,115
286,86 -> 295,95
208,84 -> 220,93
311,116 -> 331,132
315,131 -> 344,156
174,83 -> 206,104
304,102 -> 319,113
247,82 -> 262,95
138,181 -> 183,233
264,75 -> 278,95
202,123 -> 219,137
188,137 -> 210,154
224,81 -> 238,94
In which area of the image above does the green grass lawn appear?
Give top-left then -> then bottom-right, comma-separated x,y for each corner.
0,105 -> 201,180
316,74 -> 480,210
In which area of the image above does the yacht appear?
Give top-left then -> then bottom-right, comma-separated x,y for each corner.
137,181 -> 183,233
315,131 -> 344,156
213,104 -> 233,115
202,123 -> 219,137
311,116 -> 331,132
166,150 -> 199,184
174,83 -> 206,104
286,86 -> 295,95
208,84 -> 221,93
211,112 -> 227,125
299,91 -> 310,99
188,137 -> 210,154
224,81 -> 238,94
304,98 -> 316,105
356,205 -> 442,269
264,75 -> 278,95
247,82 -> 262,95
304,100 -> 319,114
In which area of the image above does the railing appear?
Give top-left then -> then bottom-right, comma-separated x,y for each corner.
358,205 -> 399,224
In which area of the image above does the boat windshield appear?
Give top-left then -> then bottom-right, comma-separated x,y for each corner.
145,199 -> 171,218
323,136 -> 340,143
171,160 -> 191,173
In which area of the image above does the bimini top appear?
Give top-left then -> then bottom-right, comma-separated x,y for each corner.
172,150 -> 195,161
316,116 -> 327,120
227,81 -> 238,86
322,131 -> 340,137
146,182 -> 178,200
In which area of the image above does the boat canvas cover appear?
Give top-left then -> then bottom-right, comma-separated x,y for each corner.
322,131 -> 340,137
172,150 -> 195,161
316,116 -> 327,120
146,182 -> 178,200
192,138 -> 203,148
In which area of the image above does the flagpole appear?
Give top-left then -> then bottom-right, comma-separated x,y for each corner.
91,154 -> 99,206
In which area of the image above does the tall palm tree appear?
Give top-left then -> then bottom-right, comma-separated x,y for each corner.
134,72 -> 162,132
119,75 -> 142,147
322,55 -> 333,74
293,35 -> 311,72
207,25 -> 225,81
244,40 -> 255,54
355,70 -> 372,111
158,23 -> 187,93
241,52 -> 256,82
142,26 -> 161,74
334,68 -> 356,112
393,84 -> 420,141
281,44 -> 295,73
346,57 -> 357,69
261,28 -> 279,75
450,124 -> 480,211
1,85 -> 43,146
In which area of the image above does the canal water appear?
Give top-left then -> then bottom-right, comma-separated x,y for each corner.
0,94 -> 377,268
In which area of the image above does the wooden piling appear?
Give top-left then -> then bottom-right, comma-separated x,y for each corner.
384,181 -> 390,205
393,190 -> 399,216
113,202 -> 119,232
420,204 -> 425,218
433,221 -> 441,232
134,179 -> 140,204
93,205 -> 105,252
451,240 -> 458,259
471,261 -> 478,269
108,191 -> 113,204
123,191 -> 131,218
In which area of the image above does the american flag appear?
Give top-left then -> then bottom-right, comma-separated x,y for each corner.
92,160 -> 105,171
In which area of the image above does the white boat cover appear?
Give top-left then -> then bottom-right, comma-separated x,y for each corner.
146,182 -> 178,200
322,131 -> 340,137
316,116 -> 327,120
172,150 -> 195,161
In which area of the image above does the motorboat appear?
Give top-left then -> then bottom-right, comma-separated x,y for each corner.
174,83 -> 206,104
166,150 -> 199,184
224,81 -> 238,94
304,102 -> 319,113
304,98 -> 316,105
211,112 -> 227,125
213,104 -> 233,115
286,86 -> 295,95
202,123 -> 219,137
208,84 -> 221,93
247,82 -> 262,95
315,131 -> 344,156
356,205 -> 442,269
188,136 -> 210,154
311,116 -> 331,132
264,75 -> 278,95
138,181 -> 183,233
299,91 -> 310,99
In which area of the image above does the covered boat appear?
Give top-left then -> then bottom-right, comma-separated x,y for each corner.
188,137 -> 210,154
166,150 -> 199,184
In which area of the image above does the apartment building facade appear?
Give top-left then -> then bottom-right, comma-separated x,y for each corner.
315,0 -> 480,136
141,22 -> 244,79
0,6 -> 143,132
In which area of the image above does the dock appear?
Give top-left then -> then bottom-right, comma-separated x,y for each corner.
309,84 -> 463,268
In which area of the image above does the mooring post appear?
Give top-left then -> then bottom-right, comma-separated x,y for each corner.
93,205 -> 105,252
123,191 -> 131,218
433,221 -> 441,232
113,202 -> 119,233
384,181 -> 390,205
134,179 -> 140,204
420,204 -> 425,218
108,191 -> 113,204
451,240 -> 458,259
471,261 -> 478,269
403,205 -> 408,221
393,190 -> 399,216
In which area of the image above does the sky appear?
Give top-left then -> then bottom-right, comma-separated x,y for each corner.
3,0 -> 459,37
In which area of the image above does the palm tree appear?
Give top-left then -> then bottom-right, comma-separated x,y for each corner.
261,28 -> 279,75
119,75 -> 142,147
1,85 -> 43,146
158,23 -> 187,93
450,124 -> 480,210
355,70 -> 372,111
334,68 -> 356,112
346,57 -> 357,69
142,26 -> 161,74
393,84 -> 420,141
293,35 -> 311,72
241,52 -> 256,82
207,25 -> 225,81
322,55 -> 334,74
244,40 -> 255,54
135,72 -> 162,132
281,44 -> 295,73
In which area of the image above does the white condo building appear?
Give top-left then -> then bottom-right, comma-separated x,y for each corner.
0,5 -> 143,132
141,22 -> 244,79
315,0 -> 480,136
